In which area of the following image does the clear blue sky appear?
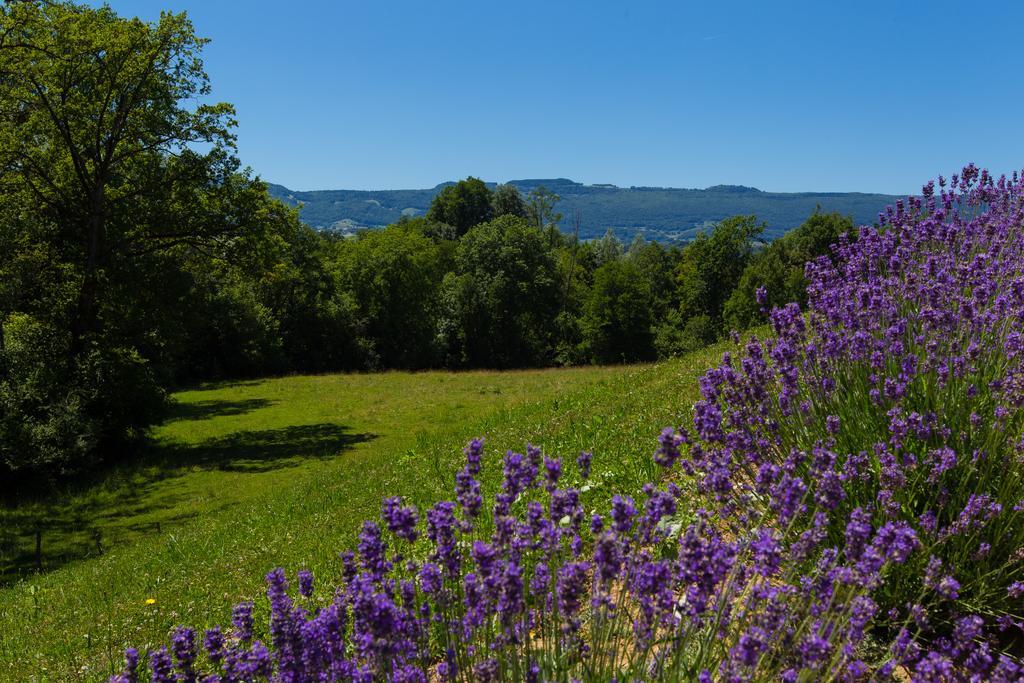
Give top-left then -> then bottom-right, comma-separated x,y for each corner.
95,0 -> 1024,194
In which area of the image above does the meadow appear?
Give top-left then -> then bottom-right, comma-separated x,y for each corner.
0,344 -> 731,681
85,168 -> 1024,683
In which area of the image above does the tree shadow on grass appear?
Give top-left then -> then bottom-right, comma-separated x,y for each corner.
164,397 -> 276,423
149,423 -> 374,473
0,423 -> 374,584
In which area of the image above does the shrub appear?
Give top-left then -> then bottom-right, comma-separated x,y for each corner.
684,165 -> 1024,667
111,439 -> 932,682
0,314 -> 166,476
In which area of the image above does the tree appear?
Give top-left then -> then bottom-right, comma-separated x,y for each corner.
440,215 -> 561,368
0,2 -> 243,475
580,259 -> 656,363
723,210 -> 854,330
426,176 -> 494,237
0,2 -> 237,355
526,185 -> 563,246
593,229 -> 624,268
674,215 -> 764,339
491,183 -> 528,219
627,236 -> 681,313
335,224 -> 447,368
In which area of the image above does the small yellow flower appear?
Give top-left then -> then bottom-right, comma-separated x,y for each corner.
145,598 -> 156,605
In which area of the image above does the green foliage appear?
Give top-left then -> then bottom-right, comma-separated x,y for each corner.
592,229 -> 625,268
654,310 -> 718,358
395,215 -> 459,242
0,313 -> 165,475
580,259 -> 656,363
675,215 -> 765,338
492,183 -> 528,219
723,210 -> 854,330
628,236 -> 682,311
0,2 -> 237,477
336,224 -> 447,368
440,216 -> 561,367
425,176 -> 494,237
527,185 -> 564,247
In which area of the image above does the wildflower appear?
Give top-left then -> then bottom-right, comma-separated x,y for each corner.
232,601 -> 254,642
382,496 -> 420,542
576,450 -> 592,479
297,569 -> 314,598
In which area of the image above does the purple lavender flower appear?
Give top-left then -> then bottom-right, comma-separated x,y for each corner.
594,532 -> 622,582
170,627 -> 196,681
203,628 -> 224,664
232,601 -> 254,642
472,658 -> 500,682
297,569 -> 314,598
557,562 -> 591,616
751,529 -> 781,577
463,438 -> 484,475
576,450 -> 592,479
427,501 -> 460,575
112,648 -> 139,683
148,648 -> 173,683
936,575 -> 961,600
419,561 -> 442,594
610,494 -> 636,535
382,496 -> 420,542
653,427 -> 683,468
734,626 -> 767,667
543,456 -> 561,491
825,415 -> 840,434
455,466 -> 482,519
357,521 -> 390,578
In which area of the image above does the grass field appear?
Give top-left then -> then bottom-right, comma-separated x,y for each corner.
0,342 -> 732,681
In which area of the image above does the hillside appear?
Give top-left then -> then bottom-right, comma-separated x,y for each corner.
267,178 -> 900,241
0,348 -> 732,679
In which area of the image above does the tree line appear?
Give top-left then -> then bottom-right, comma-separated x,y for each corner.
0,1 -> 854,481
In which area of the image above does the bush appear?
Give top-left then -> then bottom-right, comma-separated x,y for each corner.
0,314 -> 165,476
685,166 -> 1024,660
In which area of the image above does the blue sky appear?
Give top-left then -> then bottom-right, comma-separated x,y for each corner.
96,1 -> 1024,194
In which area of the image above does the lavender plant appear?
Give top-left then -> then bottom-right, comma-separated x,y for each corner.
681,165 -> 1024,674
111,437 -> 935,682
112,166 -> 1024,681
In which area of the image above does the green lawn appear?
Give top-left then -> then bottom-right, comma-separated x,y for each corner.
0,343 -> 731,681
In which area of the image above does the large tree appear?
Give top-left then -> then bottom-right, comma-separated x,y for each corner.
0,1 -> 237,355
0,2 -> 250,475
440,215 -> 561,368
675,215 -> 765,334
426,176 -> 493,237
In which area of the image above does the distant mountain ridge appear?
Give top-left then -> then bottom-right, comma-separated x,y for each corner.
267,178 -> 901,242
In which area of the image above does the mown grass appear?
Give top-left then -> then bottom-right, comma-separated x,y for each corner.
0,342 -> 733,681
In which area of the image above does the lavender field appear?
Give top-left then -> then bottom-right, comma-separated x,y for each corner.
109,167 -> 1024,681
